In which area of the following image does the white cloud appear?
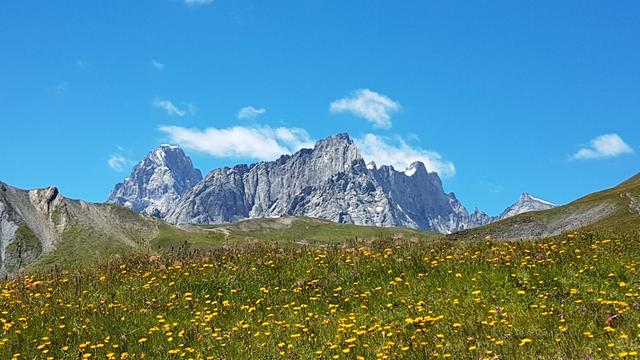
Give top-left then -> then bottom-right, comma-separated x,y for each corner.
158,123 -> 454,176
355,134 -> 456,176
108,155 -> 130,172
159,125 -> 314,160
237,106 -> 266,120
184,0 -> 213,6
152,97 -> 192,117
572,133 -> 634,160
330,89 -> 400,129
151,60 -> 165,70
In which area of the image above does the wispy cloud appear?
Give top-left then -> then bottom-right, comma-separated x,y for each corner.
159,125 -> 313,160
55,82 -> 68,95
108,155 -> 131,172
237,106 -> 266,120
152,97 -> 193,117
75,59 -> 87,68
151,60 -> 165,70
184,0 -> 214,6
160,124 -> 454,176
572,133 -> 634,160
355,134 -> 456,176
330,89 -> 400,129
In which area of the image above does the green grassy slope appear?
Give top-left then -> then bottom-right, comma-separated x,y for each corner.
29,214 -> 440,272
449,172 -> 640,242
195,217 -> 438,244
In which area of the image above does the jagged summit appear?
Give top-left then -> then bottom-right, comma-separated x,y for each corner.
107,145 -> 202,217
103,134 -> 506,233
104,134 -> 562,233
161,134 -> 489,232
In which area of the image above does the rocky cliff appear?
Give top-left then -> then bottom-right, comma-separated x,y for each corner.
163,134 -> 492,232
107,145 -> 202,217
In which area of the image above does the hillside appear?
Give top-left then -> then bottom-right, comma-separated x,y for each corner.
1,182 -> 440,273
164,216 -> 440,249
449,172 -> 640,241
0,181 -> 171,272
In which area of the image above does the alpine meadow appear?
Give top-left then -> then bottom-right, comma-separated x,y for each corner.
1,1 -> 639,359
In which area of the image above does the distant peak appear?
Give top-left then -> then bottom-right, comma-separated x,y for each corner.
499,192 -> 556,220
518,193 -> 555,206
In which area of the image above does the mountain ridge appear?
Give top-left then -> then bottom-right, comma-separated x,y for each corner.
448,174 -> 640,241
109,133 -> 559,233
0,180 -> 441,274
161,134 -> 491,232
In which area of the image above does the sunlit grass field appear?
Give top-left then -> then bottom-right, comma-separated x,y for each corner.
1,231 -> 639,359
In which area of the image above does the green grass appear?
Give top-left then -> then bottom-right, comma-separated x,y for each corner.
202,217 -> 440,244
450,172 -> 640,241
1,230 -> 639,359
27,217 -> 440,272
28,225 -> 136,271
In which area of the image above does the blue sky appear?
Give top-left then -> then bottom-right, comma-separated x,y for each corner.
1,0 -> 638,215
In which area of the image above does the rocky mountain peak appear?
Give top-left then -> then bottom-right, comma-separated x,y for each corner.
117,133 -> 498,233
499,192 -> 556,220
107,145 -> 202,217
518,192 -> 554,205
312,133 -> 361,167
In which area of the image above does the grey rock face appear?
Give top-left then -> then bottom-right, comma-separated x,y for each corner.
499,193 -> 556,220
0,183 -> 63,273
107,145 -> 202,217
163,134 -> 490,233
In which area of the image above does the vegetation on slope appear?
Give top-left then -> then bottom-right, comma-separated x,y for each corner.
28,216 -> 440,272
3,224 -> 41,273
0,231 -> 638,359
449,172 -> 640,242
150,216 -> 440,258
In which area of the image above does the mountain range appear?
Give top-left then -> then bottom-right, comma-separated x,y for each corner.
11,132 -> 639,275
107,133 -> 555,232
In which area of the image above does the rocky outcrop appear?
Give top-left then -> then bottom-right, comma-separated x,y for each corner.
107,145 -> 202,217
0,181 -> 163,274
0,183 -> 64,273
